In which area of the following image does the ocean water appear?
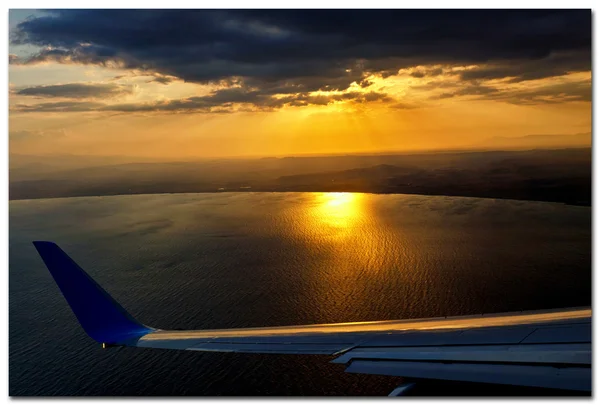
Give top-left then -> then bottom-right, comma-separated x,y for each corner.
9,192 -> 591,396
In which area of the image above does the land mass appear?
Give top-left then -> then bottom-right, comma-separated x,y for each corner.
9,148 -> 591,206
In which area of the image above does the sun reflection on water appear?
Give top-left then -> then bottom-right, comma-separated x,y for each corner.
313,192 -> 363,231
298,191 -> 389,320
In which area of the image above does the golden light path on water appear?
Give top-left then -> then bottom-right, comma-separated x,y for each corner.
312,192 -> 364,231
290,192 -> 409,321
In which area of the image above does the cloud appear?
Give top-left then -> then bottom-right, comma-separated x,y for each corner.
429,78 -> 590,105
10,10 -> 591,94
434,84 -> 500,99
10,89 -> 392,114
389,102 -> 419,110
15,83 -> 133,99
459,51 -> 591,83
486,80 -> 591,105
147,74 -> 177,85
409,67 -> 445,78
13,101 -> 105,113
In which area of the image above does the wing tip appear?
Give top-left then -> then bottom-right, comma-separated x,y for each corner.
33,241 -> 61,255
33,240 -> 153,344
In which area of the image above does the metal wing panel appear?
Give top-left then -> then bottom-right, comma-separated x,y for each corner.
521,324 -> 592,344
135,308 -> 591,344
188,343 -> 346,354
134,307 -> 591,344
133,310 -> 591,353
134,336 -> 354,354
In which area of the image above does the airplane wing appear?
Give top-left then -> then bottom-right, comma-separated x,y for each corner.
33,241 -> 592,394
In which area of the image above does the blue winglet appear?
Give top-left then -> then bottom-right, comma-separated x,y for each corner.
33,241 -> 153,345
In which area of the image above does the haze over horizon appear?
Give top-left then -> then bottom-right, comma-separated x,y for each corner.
9,10 -> 591,160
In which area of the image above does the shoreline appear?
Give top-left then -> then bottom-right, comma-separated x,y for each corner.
8,189 -> 591,207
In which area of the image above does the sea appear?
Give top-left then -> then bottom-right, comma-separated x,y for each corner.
9,192 -> 591,396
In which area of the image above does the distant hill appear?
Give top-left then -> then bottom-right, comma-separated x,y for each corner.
9,147 -> 591,205
482,133 -> 591,150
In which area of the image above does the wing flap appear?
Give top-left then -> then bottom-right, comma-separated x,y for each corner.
331,344 -> 591,365
344,359 -> 591,391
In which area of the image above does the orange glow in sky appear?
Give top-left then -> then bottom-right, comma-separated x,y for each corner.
8,10 -> 591,159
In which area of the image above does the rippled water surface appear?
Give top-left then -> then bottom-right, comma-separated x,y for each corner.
9,192 -> 591,395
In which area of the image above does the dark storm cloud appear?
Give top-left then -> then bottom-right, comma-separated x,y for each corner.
11,89 -> 391,114
9,45 -> 126,67
15,83 -> 133,98
11,9 -> 591,93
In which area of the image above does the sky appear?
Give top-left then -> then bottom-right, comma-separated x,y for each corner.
8,9 -> 592,159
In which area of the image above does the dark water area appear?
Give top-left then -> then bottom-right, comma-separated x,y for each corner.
9,192 -> 591,396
